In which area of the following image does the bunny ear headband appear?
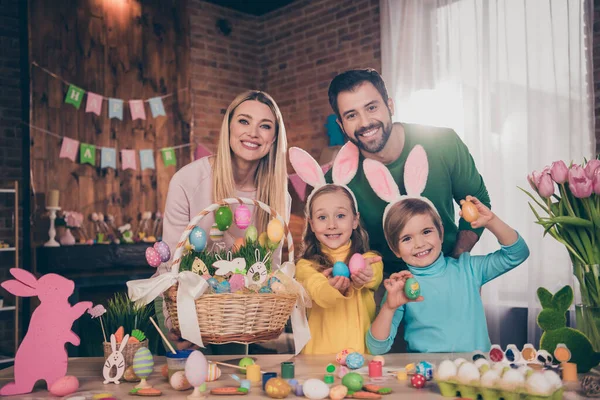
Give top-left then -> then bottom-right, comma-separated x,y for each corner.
289,142 -> 360,210
363,145 -> 440,228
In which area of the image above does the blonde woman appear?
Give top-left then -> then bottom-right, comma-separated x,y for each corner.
158,90 -> 291,353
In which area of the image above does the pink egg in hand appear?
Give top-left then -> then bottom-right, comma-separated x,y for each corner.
49,375 -> 79,397
145,247 -> 161,268
234,204 -> 252,229
153,241 -> 171,263
348,253 -> 366,275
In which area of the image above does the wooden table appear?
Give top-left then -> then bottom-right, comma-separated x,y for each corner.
0,354 -> 587,399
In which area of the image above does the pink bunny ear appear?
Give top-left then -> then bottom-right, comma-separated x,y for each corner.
1,280 -> 37,297
404,145 -> 429,196
363,158 -> 401,203
9,268 -> 38,289
332,142 -> 359,186
289,147 -> 326,187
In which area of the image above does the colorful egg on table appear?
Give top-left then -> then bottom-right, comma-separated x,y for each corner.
189,227 -> 207,251
170,370 -> 192,390
267,218 -> 284,243
348,253 -> 366,275
302,379 -> 330,400
185,350 -> 208,387
341,372 -> 364,391
416,361 -> 434,380
209,224 -> 224,241
234,205 -> 252,229
145,247 -> 161,267
411,373 -> 426,388
404,277 -> 420,300
153,241 -> 171,262
332,261 -> 350,278
245,225 -> 258,242
49,375 -> 79,397
133,347 -> 154,379
206,363 -> 222,381
329,385 -> 348,400
215,206 -> 233,231
345,352 -> 365,369
265,377 -> 291,399
336,348 -> 355,366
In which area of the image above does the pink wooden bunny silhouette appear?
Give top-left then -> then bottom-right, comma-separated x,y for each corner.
289,141 -> 360,207
0,268 -> 92,395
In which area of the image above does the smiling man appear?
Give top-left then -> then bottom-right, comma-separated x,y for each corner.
326,69 -> 491,275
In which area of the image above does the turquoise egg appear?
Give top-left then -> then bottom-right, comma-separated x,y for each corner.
189,227 -> 207,251
345,352 -> 364,369
132,347 -> 154,379
332,261 -> 350,278
215,281 -> 231,294
404,277 -> 421,300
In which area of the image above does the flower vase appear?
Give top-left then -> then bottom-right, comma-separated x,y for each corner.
573,263 -> 600,352
59,228 -> 76,246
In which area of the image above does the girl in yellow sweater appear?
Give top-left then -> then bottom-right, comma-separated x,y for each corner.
289,143 -> 383,355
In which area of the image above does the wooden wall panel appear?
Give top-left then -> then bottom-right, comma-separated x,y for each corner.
30,0 -> 191,243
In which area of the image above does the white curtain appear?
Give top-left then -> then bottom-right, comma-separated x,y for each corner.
380,0 -> 596,346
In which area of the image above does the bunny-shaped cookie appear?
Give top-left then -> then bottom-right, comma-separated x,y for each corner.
245,249 -> 271,287
103,333 -> 130,384
362,144 -> 439,226
0,269 -> 92,395
289,141 -> 360,208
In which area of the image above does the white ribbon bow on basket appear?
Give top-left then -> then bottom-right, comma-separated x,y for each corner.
127,271 -> 208,348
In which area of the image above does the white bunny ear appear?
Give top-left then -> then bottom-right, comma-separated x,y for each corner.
363,159 -> 401,203
119,334 -> 130,352
332,142 -> 359,186
404,145 -> 429,196
255,249 -> 261,262
289,147 -> 326,188
110,334 -> 117,352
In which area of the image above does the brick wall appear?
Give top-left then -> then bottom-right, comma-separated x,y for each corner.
594,0 -> 600,154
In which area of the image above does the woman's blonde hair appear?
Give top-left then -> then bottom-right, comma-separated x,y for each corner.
384,198 -> 443,255
299,185 -> 371,272
212,91 -> 288,233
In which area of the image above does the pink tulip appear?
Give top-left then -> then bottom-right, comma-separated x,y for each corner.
593,168 -> 600,195
536,172 -> 555,198
527,173 -> 538,192
550,160 -> 569,184
568,164 -> 593,198
585,159 -> 600,180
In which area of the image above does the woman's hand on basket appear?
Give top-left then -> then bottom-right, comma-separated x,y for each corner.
167,329 -> 201,351
322,268 -> 351,295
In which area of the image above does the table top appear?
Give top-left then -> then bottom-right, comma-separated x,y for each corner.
0,353 -> 588,399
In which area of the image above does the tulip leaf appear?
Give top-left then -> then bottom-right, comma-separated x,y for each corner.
550,216 -> 593,228
518,187 -> 550,214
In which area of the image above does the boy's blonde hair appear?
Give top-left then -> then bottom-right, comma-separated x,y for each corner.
300,185 -> 371,271
212,90 -> 288,233
384,198 -> 444,255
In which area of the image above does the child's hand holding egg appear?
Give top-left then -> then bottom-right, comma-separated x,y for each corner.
382,271 -> 423,310
460,196 -> 493,228
349,254 -> 379,287
322,267 -> 351,295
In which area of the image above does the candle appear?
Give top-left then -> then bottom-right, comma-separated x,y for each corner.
47,190 -> 60,208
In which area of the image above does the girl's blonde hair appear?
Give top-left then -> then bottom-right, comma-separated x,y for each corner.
212,91 -> 288,233
384,198 -> 443,255
300,185 -> 371,271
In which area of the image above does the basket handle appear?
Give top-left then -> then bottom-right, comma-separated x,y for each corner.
170,197 -> 294,273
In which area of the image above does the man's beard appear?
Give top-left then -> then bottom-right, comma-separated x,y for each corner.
345,116 -> 393,154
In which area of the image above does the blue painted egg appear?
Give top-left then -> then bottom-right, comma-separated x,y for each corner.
332,261 -> 350,278
215,281 -> 231,294
207,278 -> 219,289
267,277 -> 281,287
133,347 -> 154,379
345,352 -> 364,369
189,227 -> 207,251
259,286 -> 273,293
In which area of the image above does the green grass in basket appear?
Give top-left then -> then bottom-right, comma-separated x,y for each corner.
103,293 -> 155,342
179,239 -> 273,275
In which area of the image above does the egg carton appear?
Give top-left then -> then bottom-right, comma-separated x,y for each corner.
436,379 -> 564,400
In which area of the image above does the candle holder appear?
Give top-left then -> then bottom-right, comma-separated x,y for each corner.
44,206 -> 61,247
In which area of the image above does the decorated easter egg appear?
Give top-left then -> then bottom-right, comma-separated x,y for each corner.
345,352 -> 364,369
215,281 -> 231,293
124,365 -> 140,382
416,361 -> 434,380
170,370 -> 192,390
238,357 -> 255,373
267,218 -> 284,243
348,253 -> 366,275
329,385 -> 348,400
206,363 -> 222,381
259,286 -> 273,293
461,200 -> 479,222
215,206 -> 233,231
265,377 -> 291,399
337,365 -> 349,378
145,247 -> 161,267
372,355 -> 385,366
302,378 -> 330,400
341,372 -> 364,391
332,261 -> 350,278
185,350 -> 208,387
233,237 -> 245,252
49,375 -> 79,397
153,241 -> 171,262
207,278 -> 219,289
411,373 -> 426,389
229,274 -> 246,292
235,205 -> 252,229
189,227 -> 207,251
404,277 -> 420,299
245,225 -> 258,242
133,347 -> 154,379
209,224 -> 224,241
336,348 -> 355,366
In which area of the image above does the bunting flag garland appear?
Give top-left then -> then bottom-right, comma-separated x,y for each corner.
27,123 -> 191,171
32,62 -> 185,121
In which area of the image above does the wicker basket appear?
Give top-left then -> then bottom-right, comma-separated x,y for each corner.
165,197 -> 298,345
103,339 -> 149,370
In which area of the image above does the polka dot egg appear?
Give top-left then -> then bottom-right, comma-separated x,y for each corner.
145,247 -> 161,268
170,370 -> 192,391
153,241 -> 171,262
234,204 -> 252,229
133,347 -> 154,379
336,348 -> 355,366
